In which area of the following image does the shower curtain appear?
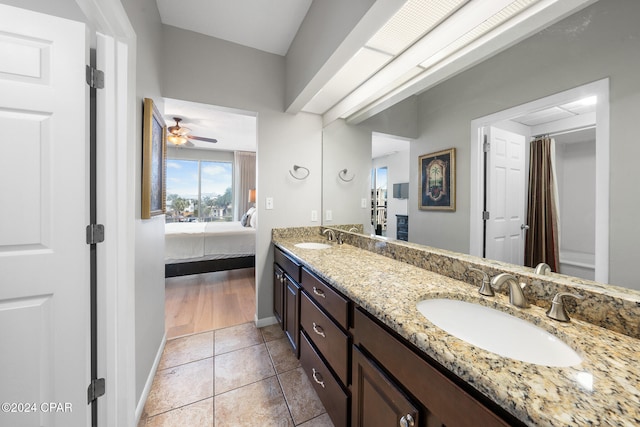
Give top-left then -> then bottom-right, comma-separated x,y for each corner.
525,136 -> 560,271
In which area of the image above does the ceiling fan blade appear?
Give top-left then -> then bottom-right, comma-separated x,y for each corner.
189,135 -> 218,143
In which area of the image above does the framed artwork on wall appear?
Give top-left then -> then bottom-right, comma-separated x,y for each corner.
419,148 -> 456,211
142,97 -> 167,219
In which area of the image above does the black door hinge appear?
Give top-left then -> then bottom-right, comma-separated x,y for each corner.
87,378 -> 105,404
86,224 -> 105,244
483,134 -> 490,152
86,65 -> 105,89
482,211 -> 490,220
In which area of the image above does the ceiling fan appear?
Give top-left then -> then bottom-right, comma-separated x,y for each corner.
167,117 -> 218,147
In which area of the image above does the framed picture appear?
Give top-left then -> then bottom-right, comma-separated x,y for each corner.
419,148 -> 456,211
142,98 -> 167,219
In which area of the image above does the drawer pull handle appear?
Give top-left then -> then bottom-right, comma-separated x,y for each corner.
312,322 -> 326,338
400,414 -> 415,427
311,368 -> 325,388
312,287 -> 326,298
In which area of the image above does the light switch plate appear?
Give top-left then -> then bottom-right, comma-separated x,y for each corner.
325,210 -> 332,221
265,197 -> 274,210
361,198 -> 367,208
311,210 -> 318,222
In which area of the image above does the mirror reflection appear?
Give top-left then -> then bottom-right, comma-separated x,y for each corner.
321,1 -> 640,291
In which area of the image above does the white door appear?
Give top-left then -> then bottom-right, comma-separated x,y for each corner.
485,127 -> 527,265
0,5 -> 90,427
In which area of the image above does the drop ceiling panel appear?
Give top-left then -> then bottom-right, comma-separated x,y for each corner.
512,106 -> 575,126
303,47 -> 393,115
366,0 -> 468,55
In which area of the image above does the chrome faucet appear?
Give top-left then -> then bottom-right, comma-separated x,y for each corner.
468,267 -> 494,296
348,227 -> 359,233
546,292 -> 584,322
322,229 -> 336,241
336,232 -> 344,245
491,273 -> 529,308
534,262 -> 552,275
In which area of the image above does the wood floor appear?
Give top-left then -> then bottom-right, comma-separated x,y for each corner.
165,268 -> 256,339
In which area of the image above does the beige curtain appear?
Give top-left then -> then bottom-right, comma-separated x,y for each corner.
525,136 -> 560,270
235,151 -> 256,220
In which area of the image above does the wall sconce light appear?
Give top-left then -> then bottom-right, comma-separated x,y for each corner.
248,189 -> 256,204
289,164 -> 310,180
338,168 -> 355,182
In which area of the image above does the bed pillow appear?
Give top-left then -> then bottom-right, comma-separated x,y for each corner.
240,207 -> 255,227
249,210 -> 257,228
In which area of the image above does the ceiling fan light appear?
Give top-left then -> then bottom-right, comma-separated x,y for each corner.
167,134 -> 187,146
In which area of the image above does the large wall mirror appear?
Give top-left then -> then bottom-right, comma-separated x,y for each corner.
321,0 -> 640,292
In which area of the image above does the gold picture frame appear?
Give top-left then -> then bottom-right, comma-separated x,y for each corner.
142,98 -> 167,219
419,148 -> 456,211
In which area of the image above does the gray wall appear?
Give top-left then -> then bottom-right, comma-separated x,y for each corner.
322,119 -> 372,230
120,0 -> 167,403
408,0 -> 640,289
161,25 -> 323,322
0,0 -> 85,22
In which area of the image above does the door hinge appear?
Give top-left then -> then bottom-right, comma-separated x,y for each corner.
482,211 -> 490,220
87,378 -> 105,403
483,134 -> 490,152
86,224 -> 105,244
86,65 -> 105,89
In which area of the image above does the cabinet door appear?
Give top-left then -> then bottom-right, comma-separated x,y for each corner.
273,264 -> 284,327
284,275 -> 300,356
352,345 -> 420,427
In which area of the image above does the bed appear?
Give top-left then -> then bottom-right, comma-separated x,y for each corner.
164,221 -> 256,277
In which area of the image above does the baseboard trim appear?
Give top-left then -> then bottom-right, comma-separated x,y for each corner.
134,332 -> 167,424
255,315 -> 278,328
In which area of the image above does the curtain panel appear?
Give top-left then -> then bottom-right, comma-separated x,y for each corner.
235,151 -> 256,220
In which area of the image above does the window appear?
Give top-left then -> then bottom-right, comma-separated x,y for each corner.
166,159 -> 233,223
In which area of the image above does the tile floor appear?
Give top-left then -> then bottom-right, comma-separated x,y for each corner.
138,322 -> 335,427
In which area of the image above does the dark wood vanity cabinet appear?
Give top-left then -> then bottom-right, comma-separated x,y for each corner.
273,245 -> 524,427
352,345 -> 420,427
274,247 -> 301,356
299,267 -> 352,427
352,308 -> 522,427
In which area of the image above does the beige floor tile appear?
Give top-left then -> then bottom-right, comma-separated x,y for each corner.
260,323 -> 286,342
215,376 -> 294,427
214,322 -> 264,355
266,337 -> 300,374
215,343 -> 275,394
142,358 -> 214,418
141,398 -> 213,427
158,331 -> 213,370
297,413 -> 335,427
278,367 -> 326,425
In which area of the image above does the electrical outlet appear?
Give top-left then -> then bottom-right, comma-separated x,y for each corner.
311,210 -> 318,222
265,197 -> 274,210
325,210 -> 333,221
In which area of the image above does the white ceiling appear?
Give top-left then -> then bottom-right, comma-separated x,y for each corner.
156,0 -> 312,56
163,98 -> 257,152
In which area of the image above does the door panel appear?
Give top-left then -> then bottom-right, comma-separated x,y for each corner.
0,4 -> 90,426
486,127 -> 526,265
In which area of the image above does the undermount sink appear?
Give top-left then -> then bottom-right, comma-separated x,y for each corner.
294,242 -> 332,250
416,298 -> 582,367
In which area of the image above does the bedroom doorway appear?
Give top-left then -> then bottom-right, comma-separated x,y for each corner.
162,98 -> 258,337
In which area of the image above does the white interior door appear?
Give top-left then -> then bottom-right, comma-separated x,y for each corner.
485,127 -> 526,265
0,5 -> 90,426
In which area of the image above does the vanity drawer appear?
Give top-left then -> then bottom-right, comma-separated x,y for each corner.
300,331 -> 349,427
301,267 -> 350,329
300,291 -> 349,385
274,246 -> 301,283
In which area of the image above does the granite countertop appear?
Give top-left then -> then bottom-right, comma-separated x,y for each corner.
273,236 -> 640,427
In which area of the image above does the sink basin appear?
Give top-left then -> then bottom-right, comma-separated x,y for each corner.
294,242 -> 332,250
416,299 -> 582,367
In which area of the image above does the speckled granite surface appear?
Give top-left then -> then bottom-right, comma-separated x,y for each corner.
272,227 -> 640,427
